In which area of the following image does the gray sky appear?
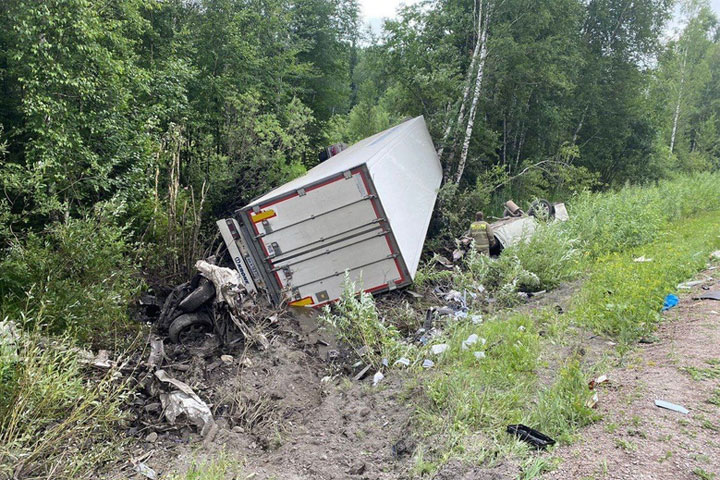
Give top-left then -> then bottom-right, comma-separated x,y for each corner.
360,0 -> 720,35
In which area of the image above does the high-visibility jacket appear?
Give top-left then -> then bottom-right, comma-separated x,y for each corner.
469,221 -> 495,251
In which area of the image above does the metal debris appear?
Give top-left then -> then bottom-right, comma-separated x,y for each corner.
677,280 -> 704,289
655,399 -> 689,414
220,354 -> 234,364
354,364 -> 372,381
147,337 -> 165,369
394,357 -> 410,367
155,369 -> 214,434
422,359 -> 435,368
373,371 -> 385,387
134,462 -> 157,480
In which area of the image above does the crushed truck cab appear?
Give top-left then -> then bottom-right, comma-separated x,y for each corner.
219,116 -> 442,308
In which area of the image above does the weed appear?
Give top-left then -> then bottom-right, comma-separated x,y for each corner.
708,388 -> 720,406
683,361 -> 720,381
693,467 -> 717,480
614,438 -> 638,452
520,455 -> 560,479
167,453 -> 242,480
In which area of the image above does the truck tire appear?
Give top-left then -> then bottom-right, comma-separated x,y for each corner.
529,199 -> 554,219
168,313 -> 213,343
178,279 -> 216,312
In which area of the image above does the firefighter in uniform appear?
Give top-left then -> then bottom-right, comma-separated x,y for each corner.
468,211 -> 495,256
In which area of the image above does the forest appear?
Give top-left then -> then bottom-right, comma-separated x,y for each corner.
1,0 -> 720,478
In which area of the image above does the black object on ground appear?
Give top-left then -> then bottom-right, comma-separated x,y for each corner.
506,424 -> 556,449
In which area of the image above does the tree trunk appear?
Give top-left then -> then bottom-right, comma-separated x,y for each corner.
437,0 -> 483,165
454,2 -> 492,185
670,47 -> 688,154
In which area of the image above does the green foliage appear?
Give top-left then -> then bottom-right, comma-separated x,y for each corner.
572,211 -> 720,345
320,276 -> 411,367
167,454 -> 243,480
0,211 -> 142,341
0,326 -> 129,479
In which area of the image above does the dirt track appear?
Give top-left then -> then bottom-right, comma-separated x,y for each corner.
547,268 -> 720,480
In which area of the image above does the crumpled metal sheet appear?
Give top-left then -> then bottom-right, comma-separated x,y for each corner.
491,216 -> 538,248
155,369 -> 213,433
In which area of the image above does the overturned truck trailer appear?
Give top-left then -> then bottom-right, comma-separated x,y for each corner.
218,116 -> 442,308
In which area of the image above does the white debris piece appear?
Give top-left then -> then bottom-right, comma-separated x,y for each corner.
474,351 -> 486,360
195,259 -> 243,309
462,334 -> 479,350
394,357 -> 410,367
633,256 -> 653,263
711,251 -> 720,260
155,369 -> 214,434
373,371 -> 385,387
134,462 -> 157,480
471,315 -> 483,325
518,325 -> 526,332
431,343 -> 449,355
220,354 -> 234,364
422,359 -> 435,368
92,350 -> 113,368
677,280 -> 703,289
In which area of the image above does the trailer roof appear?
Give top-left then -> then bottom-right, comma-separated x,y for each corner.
247,116 -> 425,207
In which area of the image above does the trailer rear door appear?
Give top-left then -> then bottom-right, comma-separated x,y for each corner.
241,167 -> 408,307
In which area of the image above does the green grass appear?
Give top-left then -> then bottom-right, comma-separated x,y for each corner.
571,211 -> 720,346
167,454 -> 243,480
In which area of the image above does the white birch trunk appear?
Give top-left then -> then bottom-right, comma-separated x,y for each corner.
454,3 -> 491,185
437,0 -> 483,162
670,48 -> 687,154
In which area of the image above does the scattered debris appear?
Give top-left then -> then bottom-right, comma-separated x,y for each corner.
394,357 -> 411,367
473,351 -> 486,360
373,371 -> 385,387
220,354 -> 234,364
662,294 -> 679,311
147,337 -> 165,369
711,251 -> 720,260
354,364 -> 372,381
471,314 -> 483,325
506,424 -> 556,449
694,291 -> 720,301
431,343 -> 449,355
406,290 -> 423,299
633,256 -> 653,263
133,462 -> 157,480
588,374 -> 609,390
677,280 -> 704,289
586,392 -> 599,409
655,399 -> 689,414
462,334 -> 479,350
435,255 -> 454,270
195,259 -> 244,310
422,359 -> 435,368
155,370 -> 214,434
90,350 -> 113,369
145,432 -> 158,443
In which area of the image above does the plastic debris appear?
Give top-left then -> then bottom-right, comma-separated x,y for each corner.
431,343 -> 449,355
471,315 -> 483,325
506,424 -> 556,449
586,392 -> 599,408
474,351 -> 486,360
633,256 -> 653,263
694,291 -> 720,301
711,251 -> 720,260
655,399 -> 689,414
677,280 -> 703,289
91,350 -> 113,369
134,462 -> 157,480
382,357 -> 389,367
518,325 -> 526,332
394,357 -> 411,367
220,354 -> 234,364
422,359 -> 435,368
662,294 -> 679,311
155,369 -> 214,434
373,371 -> 385,386
588,374 -> 608,390
462,334 -> 479,350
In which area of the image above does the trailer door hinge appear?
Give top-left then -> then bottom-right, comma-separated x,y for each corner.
297,188 -> 306,197
343,170 -> 352,179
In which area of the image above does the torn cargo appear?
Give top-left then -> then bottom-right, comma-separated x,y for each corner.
219,116 -> 442,307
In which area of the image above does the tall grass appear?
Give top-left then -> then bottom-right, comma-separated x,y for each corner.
0,316 -> 131,479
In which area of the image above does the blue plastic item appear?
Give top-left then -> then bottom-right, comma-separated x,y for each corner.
662,294 -> 679,311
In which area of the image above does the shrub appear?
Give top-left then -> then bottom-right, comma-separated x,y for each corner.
320,276 -> 412,367
0,211 -> 142,341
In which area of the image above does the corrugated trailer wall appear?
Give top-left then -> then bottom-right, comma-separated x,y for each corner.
233,116 -> 441,307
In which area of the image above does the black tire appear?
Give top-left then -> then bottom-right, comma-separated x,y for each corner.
168,313 -> 213,343
529,199 -> 554,219
178,279 -> 216,312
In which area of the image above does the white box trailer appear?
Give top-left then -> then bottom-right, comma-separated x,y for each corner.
218,116 -> 442,307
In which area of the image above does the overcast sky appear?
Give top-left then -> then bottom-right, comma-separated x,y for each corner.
360,0 -> 720,35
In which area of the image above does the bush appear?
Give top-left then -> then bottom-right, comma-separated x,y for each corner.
320,277 -> 412,367
0,211 -> 143,341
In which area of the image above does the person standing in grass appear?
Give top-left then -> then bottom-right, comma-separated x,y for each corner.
468,211 -> 496,256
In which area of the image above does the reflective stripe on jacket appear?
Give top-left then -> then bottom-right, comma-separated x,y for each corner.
469,221 -> 493,250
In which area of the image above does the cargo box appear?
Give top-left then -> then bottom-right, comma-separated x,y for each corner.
218,116 -> 442,307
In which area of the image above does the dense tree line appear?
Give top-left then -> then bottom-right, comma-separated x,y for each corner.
0,0 -> 718,262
